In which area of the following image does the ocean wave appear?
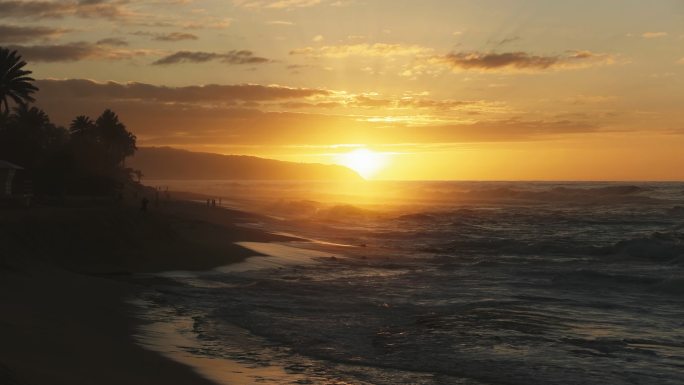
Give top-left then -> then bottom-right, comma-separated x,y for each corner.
393,213 -> 438,222
263,200 -> 379,223
446,184 -> 661,204
609,231 -> 684,264
318,204 -> 375,221
143,181 -> 684,385
264,199 -> 321,217
431,229 -> 684,265
551,268 -> 684,298
667,206 -> 684,216
442,236 -> 603,257
653,277 -> 684,295
552,269 -> 659,286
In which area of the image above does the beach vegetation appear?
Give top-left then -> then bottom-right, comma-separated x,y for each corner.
0,47 -> 139,198
0,48 -> 38,116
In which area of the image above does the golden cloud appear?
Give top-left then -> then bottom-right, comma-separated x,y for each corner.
290,43 -> 432,58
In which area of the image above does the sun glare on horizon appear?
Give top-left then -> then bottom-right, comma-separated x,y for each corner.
336,148 -> 389,179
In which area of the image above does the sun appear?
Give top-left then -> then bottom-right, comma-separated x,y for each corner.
336,148 -> 388,179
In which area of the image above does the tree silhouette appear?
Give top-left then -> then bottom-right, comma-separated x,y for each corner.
0,48 -> 38,115
68,115 -> 100,179
0,49 -> 140,196
1,105 -> 67,168
95,109 -> 137,168
69,115 -> 95,137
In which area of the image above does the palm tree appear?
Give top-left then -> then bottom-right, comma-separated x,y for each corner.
69,115 -> 95,137
0,48 -> 39,115
95,109 -> 137,168
1,104 -> 66,168
11,104 -> 52,135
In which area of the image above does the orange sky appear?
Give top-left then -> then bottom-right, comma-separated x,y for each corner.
3,0 -> 684,180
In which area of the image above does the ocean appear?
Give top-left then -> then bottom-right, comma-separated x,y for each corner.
135,181 -> 684,384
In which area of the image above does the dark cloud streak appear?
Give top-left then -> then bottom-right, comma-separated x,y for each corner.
36,79 -> 330,103
153,50 -> 270,65
438,50 -> 613,72
154,32 -> 198,42
0,24 -> 68,42
444,52 -> 559,70
96,37 -> 128,46
131,31 -> 199,42
0,1 -> 72,19
7,42 -> 147,62
0,0 -> 132,20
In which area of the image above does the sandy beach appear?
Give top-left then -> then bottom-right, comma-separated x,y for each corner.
0,197 -> 295,385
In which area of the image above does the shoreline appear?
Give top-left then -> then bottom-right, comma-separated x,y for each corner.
0,260 -> 218,385
129,236 -> 348,384
0,197 -> 300,385
133,296 -> 316,385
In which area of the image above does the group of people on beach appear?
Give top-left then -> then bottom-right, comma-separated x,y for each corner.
140,195 -> 222,212
206,198 -> 222,207
139,186 -> 171,212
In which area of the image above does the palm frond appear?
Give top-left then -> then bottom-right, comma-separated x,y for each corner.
0,47 -> 38,113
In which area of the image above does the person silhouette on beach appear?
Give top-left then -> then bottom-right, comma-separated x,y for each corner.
141,197 -> 149,212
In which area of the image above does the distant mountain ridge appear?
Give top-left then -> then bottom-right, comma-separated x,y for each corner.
128,147 -> 362,181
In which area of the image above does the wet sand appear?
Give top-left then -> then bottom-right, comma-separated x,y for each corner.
0,198 -> 297,385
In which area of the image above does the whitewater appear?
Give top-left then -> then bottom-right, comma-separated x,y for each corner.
136,181 -> 684,385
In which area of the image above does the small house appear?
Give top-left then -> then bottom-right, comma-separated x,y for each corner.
0,160 -> 23,196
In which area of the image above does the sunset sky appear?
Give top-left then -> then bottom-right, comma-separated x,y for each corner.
3,0 -> 684,180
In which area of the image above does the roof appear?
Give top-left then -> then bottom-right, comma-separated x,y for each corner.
0,160 -> 24,170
